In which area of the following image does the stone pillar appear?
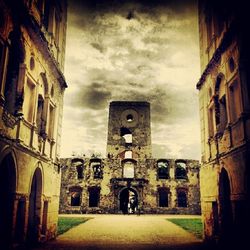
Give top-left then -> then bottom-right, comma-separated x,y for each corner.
11,194 -> 19,241
23,198 -> 29,242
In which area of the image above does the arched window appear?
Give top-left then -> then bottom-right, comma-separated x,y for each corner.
157,160 -> 169,179
214,76 -> 228,133
123,160 -> 135,178
175,161 -> 187,179
70,187 -> 82,206
158,188 -> 169,207
177,189 -> 187,207
72,158 -> 84,179
89,187 -> 100,207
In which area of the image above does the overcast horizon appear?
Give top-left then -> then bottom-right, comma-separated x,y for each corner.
60,0 -> 201,160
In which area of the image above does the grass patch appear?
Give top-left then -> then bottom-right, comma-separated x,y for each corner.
57,217 -> 92,235
167,218 -> 203,239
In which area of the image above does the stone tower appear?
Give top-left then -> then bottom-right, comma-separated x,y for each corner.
60,102 -> 201,215
106,101 -> 152,159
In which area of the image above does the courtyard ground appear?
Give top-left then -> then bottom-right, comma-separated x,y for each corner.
35,214 -> 207,250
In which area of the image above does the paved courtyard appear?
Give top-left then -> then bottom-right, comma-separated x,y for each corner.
35,215 -> 206,250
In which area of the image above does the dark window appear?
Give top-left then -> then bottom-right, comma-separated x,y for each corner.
229,57 -> 235,72
175,161 -> 187,179
177,190 -> 187,207
89,188 -> 100,207
70,192 -> 81,206
36,95 -> 44,136
126,114 -> 133,122
158,188 -> 169,207
157,161 -> 169,179
71,159 -> 84,179
215,76 -> 228,133
76,165 -> 83,179
92,162 -> 102,179
4,29 -> 25,114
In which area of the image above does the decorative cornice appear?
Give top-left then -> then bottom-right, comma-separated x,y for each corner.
196,21 -> 237,90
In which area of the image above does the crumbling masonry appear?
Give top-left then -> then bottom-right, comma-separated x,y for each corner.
60,101 -> 201,214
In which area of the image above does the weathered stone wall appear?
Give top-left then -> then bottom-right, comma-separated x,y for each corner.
59,157 -> 201,215
197,1 -> 250,246
0,0 -> 67,246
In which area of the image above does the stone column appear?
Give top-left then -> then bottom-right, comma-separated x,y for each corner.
11,193 -> 19,241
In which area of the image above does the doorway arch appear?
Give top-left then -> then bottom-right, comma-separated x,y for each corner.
119,187 -> 138,214
27,167 -> 43,243
0,153 -> 17,246
219,168 -> 233,241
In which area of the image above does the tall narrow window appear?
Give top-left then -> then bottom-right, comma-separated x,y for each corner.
229,81 -> 241,123
36,95 -> 44,135
76,165 -> 83,179
177,189 -> 187,207
215,76 -> 228,133
4,29 -> 25,114
158,188 -> 169,207
157,160 -> 169,179
71,158 -> 84,179
89,187 -> 100,207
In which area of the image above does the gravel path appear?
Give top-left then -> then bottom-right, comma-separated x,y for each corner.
35,215 -> 205,250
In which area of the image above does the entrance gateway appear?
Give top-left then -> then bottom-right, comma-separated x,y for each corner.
119,187 -> 138,214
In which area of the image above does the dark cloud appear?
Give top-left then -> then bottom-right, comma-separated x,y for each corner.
68,82 -> 112,110
62,0 -> 200,159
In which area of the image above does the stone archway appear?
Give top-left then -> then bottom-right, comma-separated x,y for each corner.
219,168 -> 233,241
0,153 -> 17,247
27,168 -> 42,244
119,187 -> 138,214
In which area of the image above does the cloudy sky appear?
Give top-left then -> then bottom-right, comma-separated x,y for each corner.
61,0 -> 201,160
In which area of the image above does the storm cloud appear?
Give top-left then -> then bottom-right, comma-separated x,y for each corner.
61,0 -> 201,159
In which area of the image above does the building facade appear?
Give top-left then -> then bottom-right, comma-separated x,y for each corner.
197,0 -> 250,246
0,0 -> 67,247
60,102 -> 201,215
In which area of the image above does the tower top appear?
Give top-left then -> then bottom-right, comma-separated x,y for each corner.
110,101 -> 150,107
106,101 -> 152,159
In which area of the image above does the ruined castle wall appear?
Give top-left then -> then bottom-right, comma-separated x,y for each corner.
59,157 -> 201,215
